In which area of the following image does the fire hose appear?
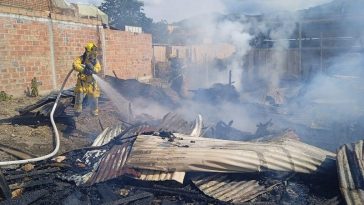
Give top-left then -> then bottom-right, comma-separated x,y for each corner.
0,68 -> 74,166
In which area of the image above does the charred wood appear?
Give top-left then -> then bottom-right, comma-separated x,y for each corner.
5,167 -> 60,181
0,189 -> 49,205
100,191 -> 153,205
96,183 -> 119,203
0,170 -> 10,200
9,177 -> 55,190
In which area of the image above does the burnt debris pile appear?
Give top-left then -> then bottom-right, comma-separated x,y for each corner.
0,112 -> 353,204
190,83 -> 239,104
1,75 -> 363,204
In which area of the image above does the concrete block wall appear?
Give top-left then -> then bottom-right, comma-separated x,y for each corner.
0,7 -> 153,96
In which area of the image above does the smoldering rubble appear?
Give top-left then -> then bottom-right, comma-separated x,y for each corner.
0,76 -> 362,205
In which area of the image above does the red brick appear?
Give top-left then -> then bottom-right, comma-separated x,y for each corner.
0,15 -> 152,96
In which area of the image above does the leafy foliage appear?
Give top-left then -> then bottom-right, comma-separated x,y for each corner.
99,0 -> 169,43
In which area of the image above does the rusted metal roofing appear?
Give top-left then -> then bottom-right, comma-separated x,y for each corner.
126,134 -> 336,174
191,173 -> 278,204
337,140 -> 364,205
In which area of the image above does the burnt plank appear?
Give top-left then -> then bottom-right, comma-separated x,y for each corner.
0,189 -> 49,205
101,192 -> 153,205
9,177 -> 55,190
5,168 -> 60,181
96,183 -> 118,203
0,169 -> 11,200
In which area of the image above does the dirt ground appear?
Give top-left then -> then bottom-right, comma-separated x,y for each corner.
0,96 -> 124,163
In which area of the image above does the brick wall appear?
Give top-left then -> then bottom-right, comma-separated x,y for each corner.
53,23 -> 99,88
105,30 -> 152,79
0,10 -> 153,96
0,17 -> 53,94
0,0 -> 50,11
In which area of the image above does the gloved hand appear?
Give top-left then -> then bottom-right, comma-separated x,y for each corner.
83,63 -> 94,76
84,68 -> 93,76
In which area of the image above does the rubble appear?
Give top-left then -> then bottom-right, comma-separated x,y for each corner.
21,164 -> 34,172
337,140 -> 364,205
191,173 -> 280,204
104,76 -> 180,109
0,170 -> 10,200
190,83 -> 240,104
0,122 -> 343,204
16,88 -> 75,117
0,76 -> 355,204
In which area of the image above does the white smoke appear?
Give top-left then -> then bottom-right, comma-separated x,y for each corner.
155,0 -> 336,136
143,0 -> 333,22
66,0 -> 103,6
96,0 -> 364,150
143,0 -> 226,22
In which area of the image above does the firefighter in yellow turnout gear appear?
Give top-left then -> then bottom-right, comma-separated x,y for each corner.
73,42 -> 101,116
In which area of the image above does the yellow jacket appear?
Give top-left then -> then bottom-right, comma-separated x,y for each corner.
73,56 -> 102,97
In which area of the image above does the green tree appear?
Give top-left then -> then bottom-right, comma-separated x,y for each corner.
99,0 -> 170,43
99,0 -> 152,30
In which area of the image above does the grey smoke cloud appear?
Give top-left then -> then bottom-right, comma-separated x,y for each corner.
144,0 -> 333,22
144,0 -> 226,22
66,0 -> 333,22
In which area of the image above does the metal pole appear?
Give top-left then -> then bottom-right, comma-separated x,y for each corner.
229,70 -> 232,86
205,54 -> 209,85
298,22 -> 302,78
152,45 -> 156,78
320,32 -> 323,73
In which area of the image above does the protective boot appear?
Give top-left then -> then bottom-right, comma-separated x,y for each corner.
91,97 -> 99,116
74,92 -> 84,115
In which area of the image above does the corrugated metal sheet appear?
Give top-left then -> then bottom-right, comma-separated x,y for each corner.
119,124 -> 154,138
135,169 -> 185,184
126,134 -> 336,174
134,114 -> 201,183
190,114 -> 203,137
92,125 -> 124,147
82,125 -> 154,185
337,140 -> 364,205
157,113 -> 203,137
87,142 -> 134,185
192,173 -> 277,204
157,112 -> 195,134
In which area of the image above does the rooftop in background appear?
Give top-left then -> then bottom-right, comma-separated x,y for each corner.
0,0 -> 108,25
76,3 -> 108,25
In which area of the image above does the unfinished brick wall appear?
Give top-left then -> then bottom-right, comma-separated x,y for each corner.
0,0 -> 50,11
0,17 -> 53,94
53,23 -> 99,88
105,30 -> 152,79
0,10 -> 153,96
